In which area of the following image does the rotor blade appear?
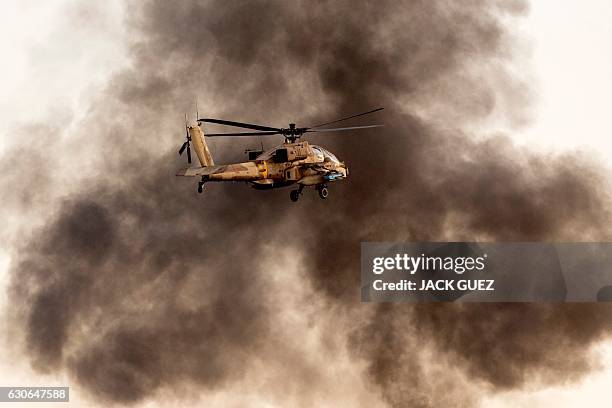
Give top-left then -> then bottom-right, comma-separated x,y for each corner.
205,131 -> 280,137
199,118 -> 280,132
308,107 -> 384,129
306,124 -> 384,133
187,145 -> 192,164
179,141 -> 188,155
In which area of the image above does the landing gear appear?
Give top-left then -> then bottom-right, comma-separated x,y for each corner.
289,184 -> 328,201
197,176 -> 208,194
290,184 -> 304,202
317,184 -> 329,199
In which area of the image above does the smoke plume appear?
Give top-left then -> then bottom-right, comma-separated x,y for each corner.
5,0 -> 612,406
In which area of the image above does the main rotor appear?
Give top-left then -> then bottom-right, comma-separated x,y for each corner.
279,123 -> 306,143
196,107 -> 384,143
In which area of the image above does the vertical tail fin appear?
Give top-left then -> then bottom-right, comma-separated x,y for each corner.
189,125 -> 215,167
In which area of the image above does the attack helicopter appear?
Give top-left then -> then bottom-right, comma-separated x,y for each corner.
176,107 -> 384,201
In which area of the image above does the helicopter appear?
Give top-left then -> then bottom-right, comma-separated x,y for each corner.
176,107 -> 384,201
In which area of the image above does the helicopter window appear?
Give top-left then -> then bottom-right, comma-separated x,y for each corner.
311,147 -> 325,159
321,148 -> 339,163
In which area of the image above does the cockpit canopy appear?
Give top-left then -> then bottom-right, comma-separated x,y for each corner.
311,146 -> 340,163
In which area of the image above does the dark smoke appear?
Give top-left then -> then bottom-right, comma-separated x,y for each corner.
5,0 -> 612,406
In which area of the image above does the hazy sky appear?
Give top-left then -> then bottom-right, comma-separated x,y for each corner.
1,1 -> 612,406
522,1 -> 612,159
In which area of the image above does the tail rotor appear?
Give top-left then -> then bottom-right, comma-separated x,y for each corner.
178,114 -> 192,164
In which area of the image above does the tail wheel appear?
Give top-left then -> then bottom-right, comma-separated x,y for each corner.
197,176 -> 208,194
290,190 -> 300,202
318,186 -> 329,199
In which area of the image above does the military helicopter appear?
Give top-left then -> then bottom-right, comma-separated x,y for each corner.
176,107 -> 383,201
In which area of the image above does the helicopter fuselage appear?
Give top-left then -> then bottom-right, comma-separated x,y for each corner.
177,140 -> 348,190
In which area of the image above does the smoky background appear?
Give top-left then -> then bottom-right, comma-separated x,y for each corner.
2,0 -> 612,406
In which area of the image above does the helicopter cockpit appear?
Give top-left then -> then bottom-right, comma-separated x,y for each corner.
311,146 -> 340,163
